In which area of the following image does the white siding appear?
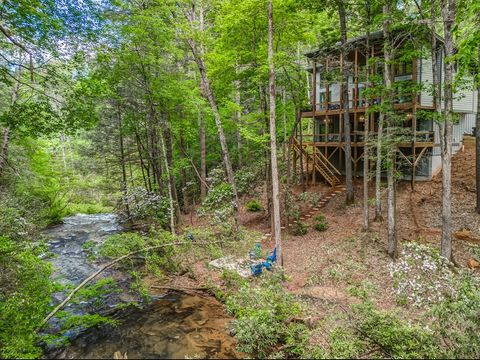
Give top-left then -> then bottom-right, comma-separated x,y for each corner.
453,89 -> 476,113
420,54 -> 476,113
420,57 -> 434,107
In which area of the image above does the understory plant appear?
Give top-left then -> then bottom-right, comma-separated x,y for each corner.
313,214 -> 328,232
245,199 -> 262,212
389,242 -> 456,307
292,221 -> 308,236
226,272 -> 309,358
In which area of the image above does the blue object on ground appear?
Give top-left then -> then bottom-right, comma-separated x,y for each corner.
251,263 -> 263,276
185,231 -> 195,242
250,246 -> 277,276
267,247 -> 277,263
263,261 -> 272,271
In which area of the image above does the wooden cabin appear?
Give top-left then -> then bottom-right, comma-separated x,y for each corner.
292,30 -> 477,187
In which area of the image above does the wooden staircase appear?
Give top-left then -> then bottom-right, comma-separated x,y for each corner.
291,137 -> 341,187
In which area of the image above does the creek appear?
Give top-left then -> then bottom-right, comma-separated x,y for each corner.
43,214 -> 238,359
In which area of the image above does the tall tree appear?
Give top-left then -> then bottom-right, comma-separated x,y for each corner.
383,0 -> 397,258
362,0 -> 372,231
440,0 -> 456,260
268,0 -> 282,266
337,0 -> 354,204
184,1 -> 239,209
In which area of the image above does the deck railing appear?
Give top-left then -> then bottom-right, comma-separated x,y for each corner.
294,131 -> 434,144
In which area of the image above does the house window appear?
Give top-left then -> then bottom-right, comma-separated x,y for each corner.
319,91 -> 331,109
395,62 -> 413,76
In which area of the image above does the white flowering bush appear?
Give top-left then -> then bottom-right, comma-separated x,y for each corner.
120,187 -> 171,225
198,182 -> 235,226
234,162 -> 263,195
389,242 -> 456,307
206,167 -> 227,188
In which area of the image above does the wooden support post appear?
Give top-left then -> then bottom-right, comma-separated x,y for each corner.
355,48 -> 359,109
313,61 -> 317,185
300,116 -> 305,189
411,57 -> 418,190
354,112 -> 358,178
326,59 -> 330,111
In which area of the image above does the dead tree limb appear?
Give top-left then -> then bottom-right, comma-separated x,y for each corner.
37,240 -> 222,331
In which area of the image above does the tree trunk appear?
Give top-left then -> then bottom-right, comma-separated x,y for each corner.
268,0 -> 282,266
235,80 -> 242,168
261,84 -> 273,227
185,4 -> 239,209
475,47 -> 480,213
338,1 -> 354,204
282,88 -> 287,162
477,81 -> 480,213
0,68 -> 21,177
375,115 -> 384,221
383,1 -> 397,258
363,3 -> 371,231
0,128 -> 10,177
440,0 -> 455,260
162,116 -> 181,219
159,129 -> 176,235
117,106 -> 131,219
198,108 -> 207,200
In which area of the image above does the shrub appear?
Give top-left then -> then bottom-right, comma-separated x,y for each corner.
430,272 -> 480,358
226,274 -> 307,358
292,221 -> 308,236
245,199 -> 262,212
313,214 -> 329,232
120,187 -> 171,225
199,183 -> 235,218
0,236 -> 55,359
389,242 -> 456,307
298,191 -> 321,207
234,163 -> 263,195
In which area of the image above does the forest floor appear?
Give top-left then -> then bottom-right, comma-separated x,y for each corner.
160,135 -> 479,348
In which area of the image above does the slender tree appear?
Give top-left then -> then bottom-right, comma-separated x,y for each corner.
337,0 -> 354,204
268,0 -> 283,266
184,1 -> 239,208
383,0 -> 397,258
440,0 -> 456,260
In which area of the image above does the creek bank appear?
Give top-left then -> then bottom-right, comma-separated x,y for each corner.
43,213 -> 240,359
49,291 -> 239,359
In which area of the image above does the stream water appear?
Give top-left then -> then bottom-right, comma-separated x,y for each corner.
44,214 -> 238,359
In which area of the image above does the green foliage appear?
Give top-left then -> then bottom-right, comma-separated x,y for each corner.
313,214 -> 329,232
234,163 -> 263,195
65,202 -> 112,215
298,191 -> 321,207
292,221 -> 308,236
245,199 -> 262,212
0,236 -> 55,359
430,272 -> 480,358
73,278 -> 121,308
98,231 -> 179,276
199,183 -> 236,231
200,183 -> 234,215
324,267 -> 480,359
351,302 -> 438,359
226,274 -> 306,358
99,231 -> 174,258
